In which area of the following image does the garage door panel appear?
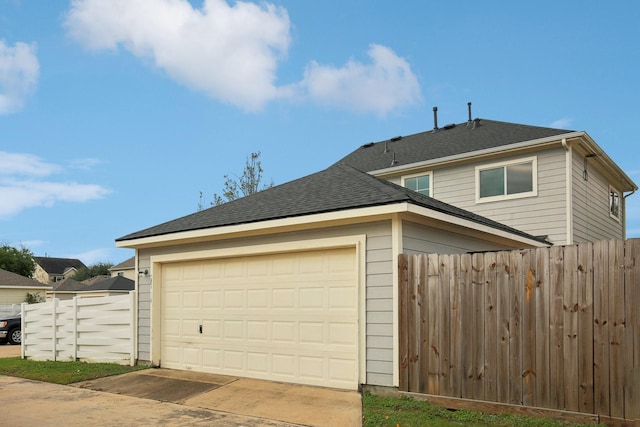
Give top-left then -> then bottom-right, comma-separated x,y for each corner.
161,247 -> 358,389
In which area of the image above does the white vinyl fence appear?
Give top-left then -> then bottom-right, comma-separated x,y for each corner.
22,292 -> 136,365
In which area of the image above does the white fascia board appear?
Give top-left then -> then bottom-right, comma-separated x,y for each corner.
405,204 -> 549,247
573,132 -> 638,191
369,132 -> 584,176
1,285 -> 52,290
116,204 -> 404,248
117,201 -> 546,249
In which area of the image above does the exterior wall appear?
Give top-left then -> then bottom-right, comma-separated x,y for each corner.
388,147 -> 569,245
571,150 -> 625,243
110,269 -> 136,280
402,221 -> 515,254
135,221 -> 394,386
0,288 -> 46,304
32,265 -> 50,284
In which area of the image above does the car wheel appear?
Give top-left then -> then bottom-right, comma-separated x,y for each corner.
8,328 -> 21,345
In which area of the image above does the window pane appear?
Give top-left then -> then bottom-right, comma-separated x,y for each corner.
480,167 -> 504,198
405,175 -> 430,196
610,191 -> 620,217
506,162 -> 533,194
405,177 -> 418,191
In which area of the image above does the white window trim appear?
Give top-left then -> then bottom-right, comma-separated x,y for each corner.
609,185 -> 621,222
401,171 -> 433,198
475,156 -> 538,203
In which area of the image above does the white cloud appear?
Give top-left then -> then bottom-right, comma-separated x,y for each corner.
64,1 -> 422,115
298,44 -> 422,116
0,152 -> 111,219
65,0 -> 291,111
0,151 -> 60,176
550,117 -> 573,129
0,40 -> 39,114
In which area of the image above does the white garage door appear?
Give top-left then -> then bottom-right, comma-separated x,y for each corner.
160,247 -> 359,389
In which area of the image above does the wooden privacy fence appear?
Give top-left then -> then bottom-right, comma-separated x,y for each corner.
22,292 -> 137,365
398,239 -> 639,422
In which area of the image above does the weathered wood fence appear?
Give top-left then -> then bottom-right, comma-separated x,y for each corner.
22,292 -> 137,365
399,239 -> 639,423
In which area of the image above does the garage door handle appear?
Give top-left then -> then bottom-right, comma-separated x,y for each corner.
198,325 -> 203,334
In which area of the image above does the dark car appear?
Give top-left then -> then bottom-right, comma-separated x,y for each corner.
0,315 -> 21,345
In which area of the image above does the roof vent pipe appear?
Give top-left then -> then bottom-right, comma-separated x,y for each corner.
432,106 -> 439,132
467,102 -> 473,124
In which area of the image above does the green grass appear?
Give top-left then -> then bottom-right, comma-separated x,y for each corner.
362,392 -> 597,427
0,357 -> 149,385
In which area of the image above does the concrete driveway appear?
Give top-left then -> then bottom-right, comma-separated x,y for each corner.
0,351 -> 362,427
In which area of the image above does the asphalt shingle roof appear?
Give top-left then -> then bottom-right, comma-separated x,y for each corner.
117,163 -> 546,244
0,268 -> 50,288
336,118 -> 573,172
33,257 -> 86,275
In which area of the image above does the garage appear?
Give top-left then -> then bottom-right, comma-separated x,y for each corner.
159,247 -> 359,390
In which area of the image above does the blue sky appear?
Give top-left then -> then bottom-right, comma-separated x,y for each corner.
1,0 -> 639,266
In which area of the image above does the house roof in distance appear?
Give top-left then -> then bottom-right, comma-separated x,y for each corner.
0,268 -> 51,289
109,257 -> 134,271
336,118 -> 573,173
117,163 -> 547,244
33,257 -> 86,275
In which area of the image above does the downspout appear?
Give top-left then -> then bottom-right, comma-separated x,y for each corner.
562,138 -> 573,244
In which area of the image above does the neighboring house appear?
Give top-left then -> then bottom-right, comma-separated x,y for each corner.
115,115 -> 636,391
33,257 -> 86,284
338,114 -> 637,245
47,276 -> 134,300
0,268 -> 51,307
109,257 -> 135,280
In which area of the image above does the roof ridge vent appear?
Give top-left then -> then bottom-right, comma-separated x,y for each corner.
390,135 -> 402,141
443,123 -> 456,130
360,142 -> 375,149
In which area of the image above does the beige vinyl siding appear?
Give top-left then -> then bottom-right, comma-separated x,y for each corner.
571,151 -> 625,243
135,221 -> 396,386
393,148 -> 569,244
402,221 -> 515,254
0,288 -> 46,304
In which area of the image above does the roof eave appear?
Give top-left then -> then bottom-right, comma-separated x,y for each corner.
116,200 -> 544,250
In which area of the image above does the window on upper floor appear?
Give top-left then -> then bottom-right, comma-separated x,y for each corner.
402,172 -> 432,197
476,156 -> 537,203
610,186 -> 621,221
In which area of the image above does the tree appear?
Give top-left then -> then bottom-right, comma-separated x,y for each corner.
0,244 -> 36,278
199,151 -> 273,210
73,262 -> 114,281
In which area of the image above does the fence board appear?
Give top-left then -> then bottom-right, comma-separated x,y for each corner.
608,240 -> 625,418
484,252 -> 498,402
450,254 -> 462,398
508,250 -> 522,405
438,254 -> 452,396
472,253 -> 485,401
522,249 -> 536,407
460,253 -> 474,399
398,239 -> 639,423
496,251 -> 510,404
577,243 -> 594,414
535,247 -> 550,408
592,240 -> 610,416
